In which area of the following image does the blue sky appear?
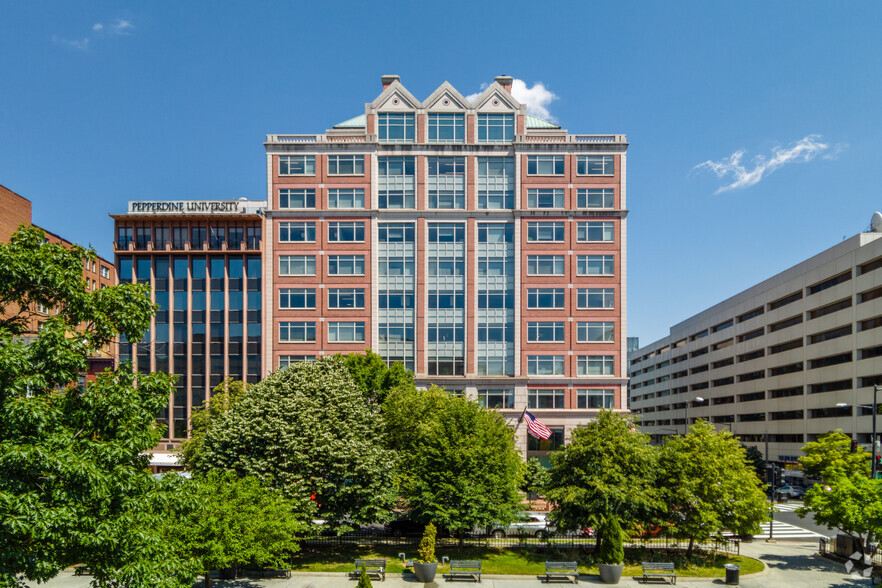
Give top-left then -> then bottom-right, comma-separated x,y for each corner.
2,1 -> 880,344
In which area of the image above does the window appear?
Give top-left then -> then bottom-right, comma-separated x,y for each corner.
477,290 -> 514,309
427,157 -> 465,209
527,322 -> 565,343
100,265 -> 110,279
377,112 -> 415,143
327,222 -> 365,243
577,356 -> 615,376
327,155 -> 364,175
577,288 -> 614,309
378,157 -> 415,209
328,321 -> 364,342
428,291 -> 465,309
279,288 -> 315,309
527,155 -> 564,175
809,325 -> 852,344
577,155 -> 614,175
528,388 -> 565,409
577,188 -> 614,208
279,355 -> 315,368
477,113 -> 514,143
279,255 -> 315,276
577,321 -> 615,342
246,227 -> 261,249
808,271 -> 851,295
278,222 -> 315,243
527,355 -> 565,376
527,427 -> 565,451
328,255 -> 365,276
428,112 -> 464,143
478,389 -> 515,409
527,221 -> 565,242
770,314 -> 803,332
577,389 -> 615,409
577,222 -> 614,242
278,189 -> 315,209
478,222 -> 514,243
577,255 -> 614,275
228,227 -> 243,249
428,259 -> 464,277
738,307 -> 764,322
477,157 -> 514,209
328,288 -> 364,309
116,226 -> 132,250
810,297 -> 852,319
327,188 -> 365,208
527,288 -> 565,309
279,321 -> 315,342
428,223 -> 465,243
378,223 -> 415,243
527,255 -> 565,276
769,291 -> 802,310
279,155 -> 315,175
526,188 -> 564,208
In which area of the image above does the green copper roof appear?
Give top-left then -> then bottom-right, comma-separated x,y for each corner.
333,114 -> 366,129
332,113 -> 560,130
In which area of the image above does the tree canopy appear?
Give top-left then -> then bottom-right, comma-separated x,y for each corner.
658,421 -> 767,557
799,429 -> 870,481
0,225 -> 177,586
383,386 -> 523,536
159,471 -> 306,588
341,349 -> 414,404
188,356 -> 397,528
180,378 -> 248,472
545,410 -> 659,547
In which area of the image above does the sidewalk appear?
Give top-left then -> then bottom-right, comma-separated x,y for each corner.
25,541 -> 863,588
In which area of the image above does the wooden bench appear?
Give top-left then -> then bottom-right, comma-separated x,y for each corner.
545,561 -> 579,583
642,562 -> 676,585
352,558 -> 386,581
259,568 -> 291,579
448,560 -> 482,582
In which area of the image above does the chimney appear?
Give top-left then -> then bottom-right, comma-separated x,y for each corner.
495,75 -> 514,93
381,75 -> 400,90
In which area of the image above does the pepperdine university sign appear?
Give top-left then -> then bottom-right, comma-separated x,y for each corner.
127,201 -> 245,214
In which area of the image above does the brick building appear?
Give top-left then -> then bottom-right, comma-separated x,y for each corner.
263,75 -> 629,460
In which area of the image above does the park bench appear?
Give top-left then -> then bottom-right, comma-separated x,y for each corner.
641,562 -> 676,584
352,558 -> 387,581
73,565 -> 91,576
544,561 -> 579,583
448,560 -> 482,582
259,567 -> 291,579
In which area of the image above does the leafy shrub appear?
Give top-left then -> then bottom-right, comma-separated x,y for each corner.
417,523 -> 437,564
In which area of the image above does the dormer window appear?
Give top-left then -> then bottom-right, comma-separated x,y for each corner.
477,113 -> 514,143
377,112 -> 415,143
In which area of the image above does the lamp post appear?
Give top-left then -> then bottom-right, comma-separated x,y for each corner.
684,396 -> 704,435
837,385 -> 880,480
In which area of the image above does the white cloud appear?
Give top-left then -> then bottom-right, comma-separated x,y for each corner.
510,79 -> 558,122
465,78 -> 560,122
110,19 -> 134,34
53,35 -> 90,50
694,135 -> 833,194
92,23 -> 103,31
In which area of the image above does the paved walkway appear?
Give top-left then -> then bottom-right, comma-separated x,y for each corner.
24,540 -> 869,588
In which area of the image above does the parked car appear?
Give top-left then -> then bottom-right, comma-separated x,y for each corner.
488,513 -> 554,538
776,485 -> 804,499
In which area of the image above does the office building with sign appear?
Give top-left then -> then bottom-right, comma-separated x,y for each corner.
111,199 -> 265,444
263,75 -> 629,459
629,216 -> 882,480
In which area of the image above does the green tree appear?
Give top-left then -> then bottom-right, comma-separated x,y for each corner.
190,357 -> 396,529
799,429 -> 870,481
658,421 -> 767,557
742,444 -> 766,479
0,225 -> 180,586
384,386 -> 523,538
341,349 -> 414,403
797,476 -> 882,563
181,378 -> 248,472
545,411 -> 658,554
521,457 -> 550,497
160,471 -> 306,588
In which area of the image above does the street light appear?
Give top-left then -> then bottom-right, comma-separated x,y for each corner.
836,384 -> 880,480
684,396 -> 705,435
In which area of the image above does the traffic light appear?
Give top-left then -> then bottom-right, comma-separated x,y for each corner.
851,440 -> 858,453
875,455 -> 881,473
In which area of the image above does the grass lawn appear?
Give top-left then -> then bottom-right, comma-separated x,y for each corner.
290,545 -> 763,577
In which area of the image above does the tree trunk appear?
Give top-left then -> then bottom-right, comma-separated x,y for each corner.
686,536 -> 695,559
204,569 -> 212,588
594,528 -> 603,555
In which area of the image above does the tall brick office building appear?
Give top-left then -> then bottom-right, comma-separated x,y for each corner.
264,76 -> 629,459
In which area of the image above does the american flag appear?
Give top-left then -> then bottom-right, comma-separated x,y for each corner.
524,410 -> 552,440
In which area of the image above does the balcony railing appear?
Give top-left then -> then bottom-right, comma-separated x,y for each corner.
265,134 -> 627,145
